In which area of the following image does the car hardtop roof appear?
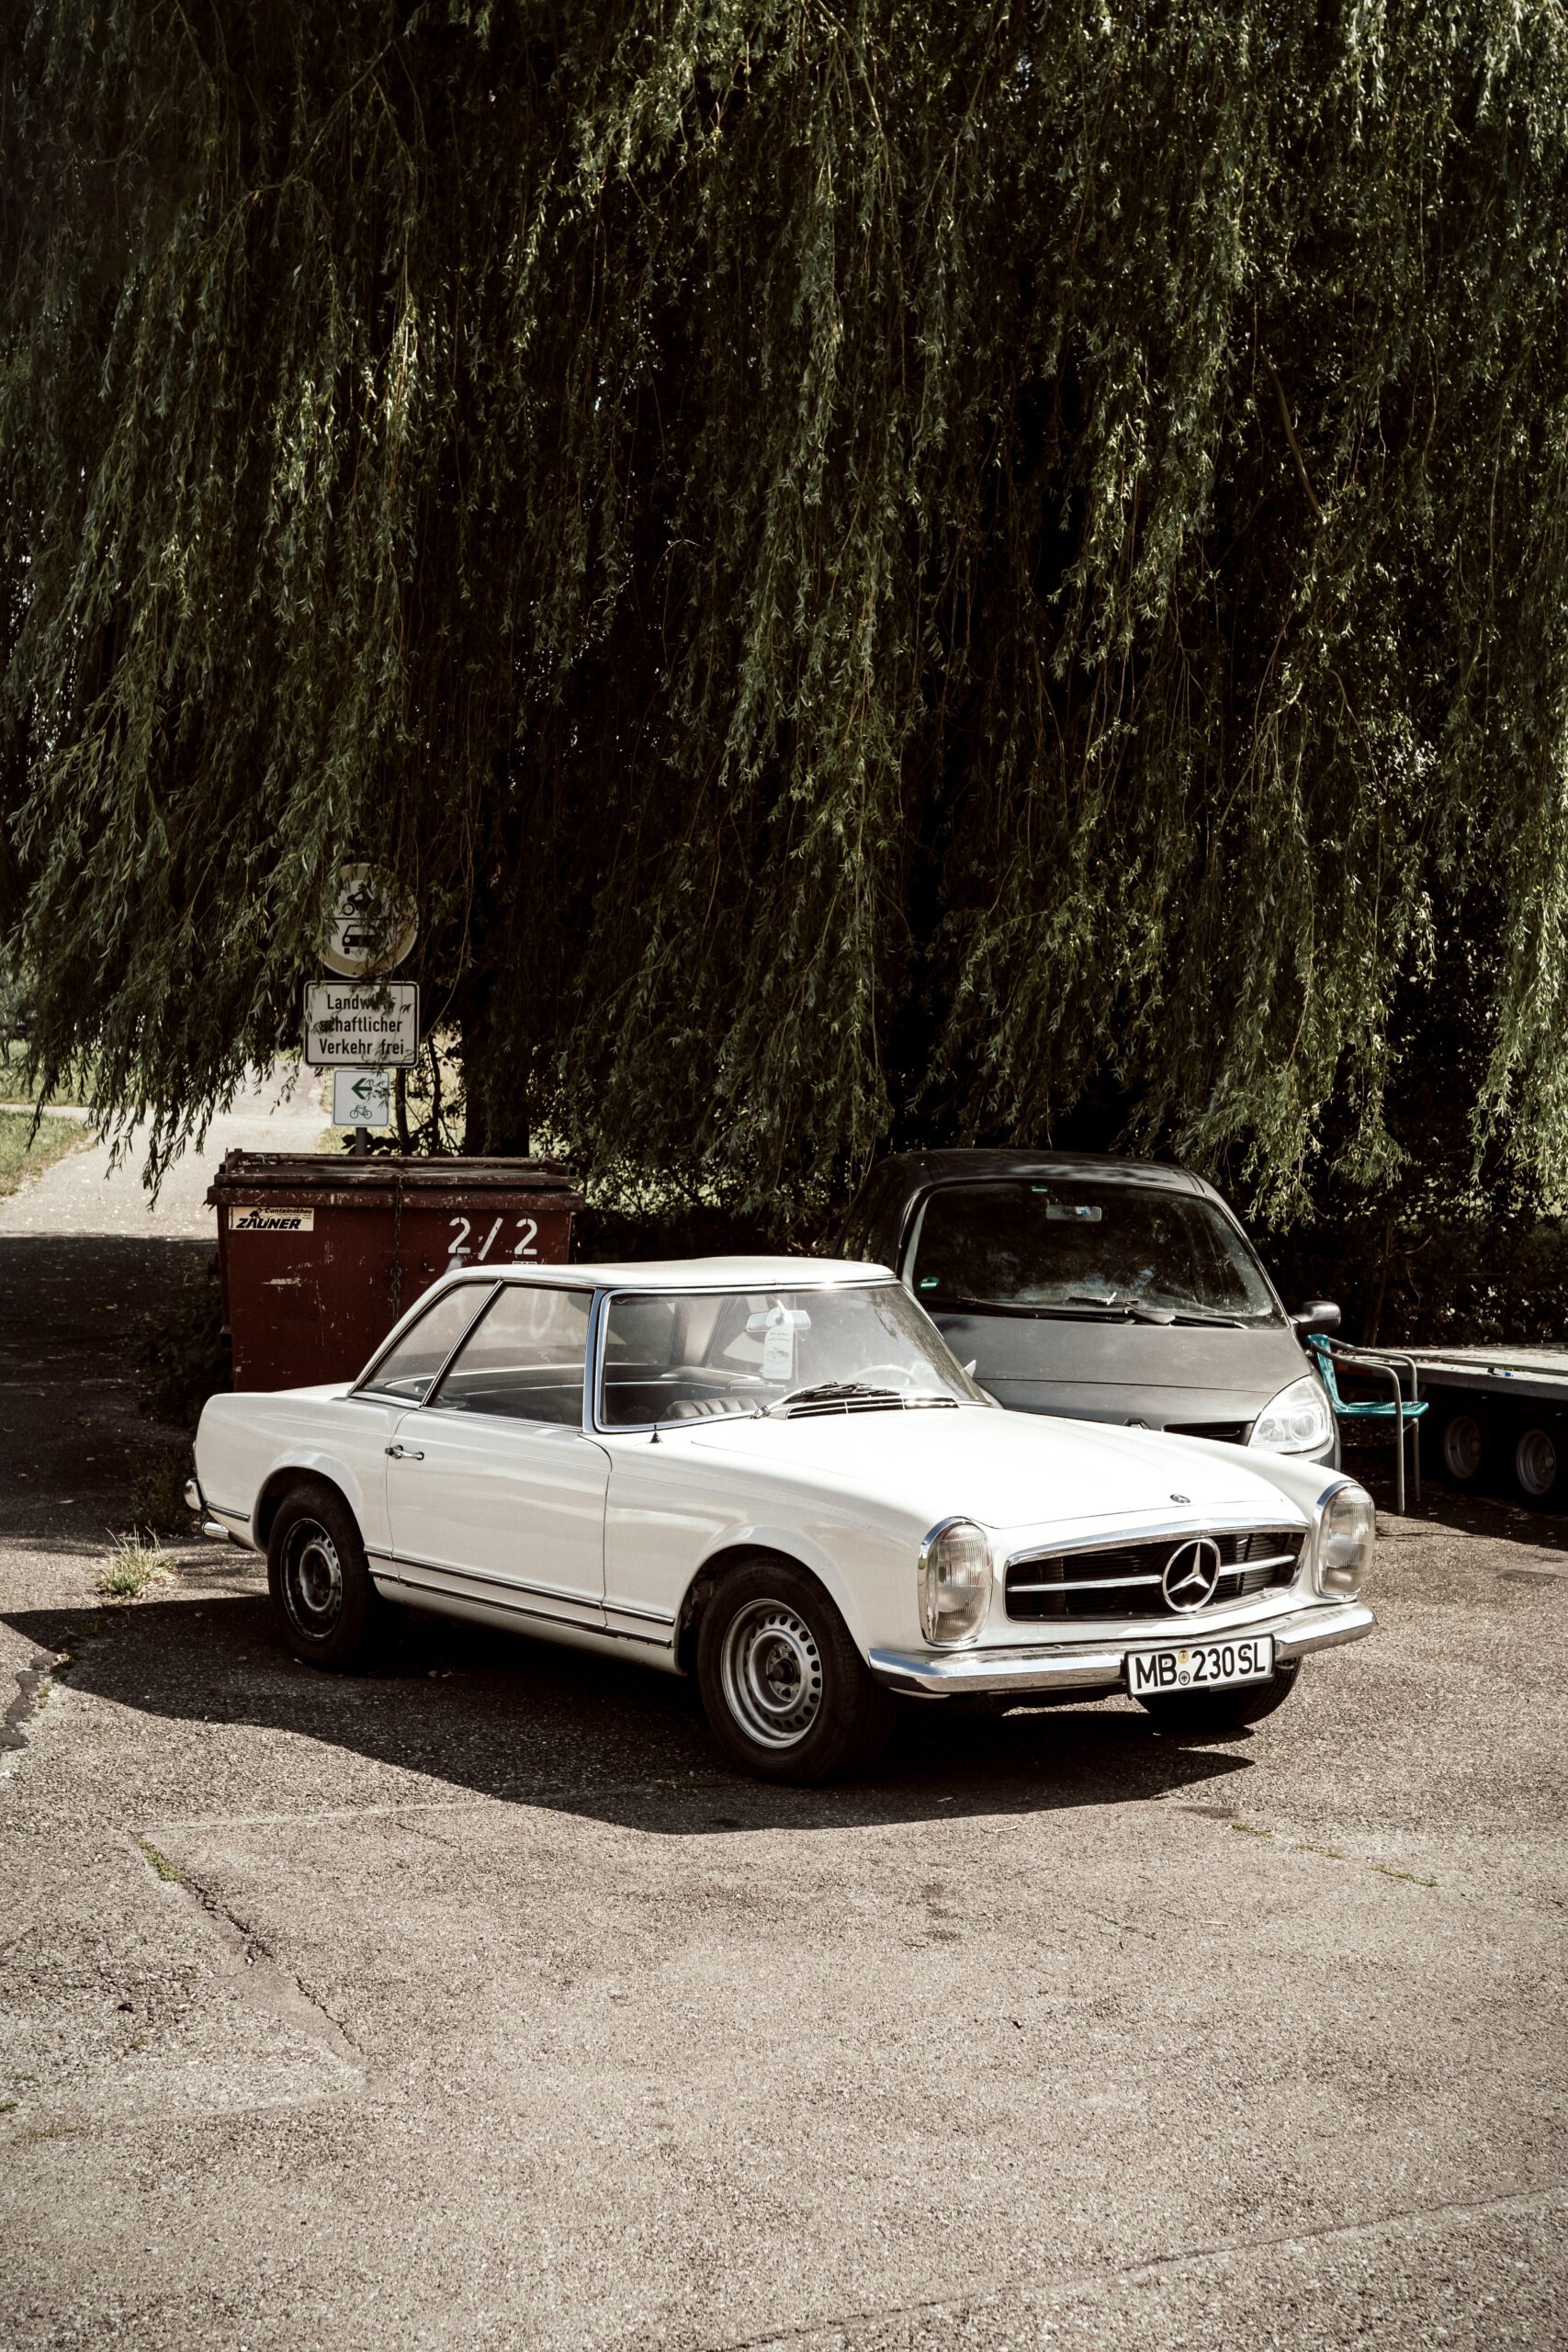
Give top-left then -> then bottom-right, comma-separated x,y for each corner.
449,1254 -> 893,1293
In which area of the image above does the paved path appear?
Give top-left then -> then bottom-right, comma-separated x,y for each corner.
1,1453 -> 1563,2346
0,1062 -> 326,1239
0,1106 -> 1562,2348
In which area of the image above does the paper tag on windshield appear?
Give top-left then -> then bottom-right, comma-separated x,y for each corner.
761,1310 -> 796,1385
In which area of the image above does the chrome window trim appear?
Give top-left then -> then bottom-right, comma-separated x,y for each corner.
419,1279 -> 594,1427
354,1276 -> 502,1404
586,1277 -> 889,1437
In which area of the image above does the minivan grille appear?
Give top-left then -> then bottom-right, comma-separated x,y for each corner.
1004,1527 -> 1303,1622
1164,1419 -> 1251,1446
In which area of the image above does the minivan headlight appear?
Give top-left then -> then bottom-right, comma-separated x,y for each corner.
919,1519 -> 992,1645
1249,1374 -> 1334,1455
1316,1483 -> 1375,1596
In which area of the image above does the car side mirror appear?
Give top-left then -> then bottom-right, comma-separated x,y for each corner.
1292,1299 -> 1341,1338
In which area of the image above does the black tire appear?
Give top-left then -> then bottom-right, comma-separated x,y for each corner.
1436,1408 -> 1488,1488
695,1555 -> 897,1784
1509,1419 -> 1564,1509
266,1480 -> 386,1669
1136,1657 -> 1302,1737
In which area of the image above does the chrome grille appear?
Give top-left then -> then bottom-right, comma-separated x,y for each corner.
1004,1527 -> 1303,1622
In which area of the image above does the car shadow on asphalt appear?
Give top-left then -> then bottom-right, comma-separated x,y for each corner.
5,1590 -> 1258,1833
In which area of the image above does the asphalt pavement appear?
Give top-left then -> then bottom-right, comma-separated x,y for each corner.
1,1111 -> 1563,2350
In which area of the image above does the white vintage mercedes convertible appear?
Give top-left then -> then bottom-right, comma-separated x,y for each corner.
188,1257 -> 1376,1781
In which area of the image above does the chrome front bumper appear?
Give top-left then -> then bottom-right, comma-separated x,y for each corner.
868,1598 -> 1376,1698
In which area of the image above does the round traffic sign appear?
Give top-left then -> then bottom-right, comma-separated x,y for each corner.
321,865 -> 418,977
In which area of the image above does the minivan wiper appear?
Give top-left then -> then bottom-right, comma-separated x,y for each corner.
929,1292 -> 1246,1327
1066,1295 -> 1247,1328
1066,1295 -> 1176,1323
930,1294 -> 1137,1321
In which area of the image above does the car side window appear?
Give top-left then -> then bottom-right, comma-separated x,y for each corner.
358,1283 -> 493,1402
427,1284 -> 593,1426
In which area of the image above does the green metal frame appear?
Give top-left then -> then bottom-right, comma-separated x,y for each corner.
1307,1334 -> 1428,1513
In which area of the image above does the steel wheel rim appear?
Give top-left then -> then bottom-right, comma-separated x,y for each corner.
1444,1416 -> 1483,1481
281,1519 -> 344,1639
1516,1428 -> 1557,1498
718,1600 -> 824,1749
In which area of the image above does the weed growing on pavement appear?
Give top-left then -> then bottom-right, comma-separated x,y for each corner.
97,1537 -> 175,1601
136,1839 -> 182,1883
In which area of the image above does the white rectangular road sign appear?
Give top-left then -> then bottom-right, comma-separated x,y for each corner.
333,1069 -> 391,1128
304,981 -> 419,1069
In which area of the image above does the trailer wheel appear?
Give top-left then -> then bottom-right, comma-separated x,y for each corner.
1511,1422 -> 1562,1508
1439,1410 -> 1486,1486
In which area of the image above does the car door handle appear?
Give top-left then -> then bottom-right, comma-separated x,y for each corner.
385,1443 -> 424,1461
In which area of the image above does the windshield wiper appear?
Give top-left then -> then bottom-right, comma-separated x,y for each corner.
764,1380 -> 886,1414
928,1293 -> 1245,1327
1066,1295 -> 1177,1323
1065,1296 -> 1247,1328
930,1294 -> 1133,1321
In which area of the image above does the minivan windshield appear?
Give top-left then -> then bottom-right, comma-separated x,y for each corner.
908,1180 -> 1282,1328
600,1282 -> 987,1427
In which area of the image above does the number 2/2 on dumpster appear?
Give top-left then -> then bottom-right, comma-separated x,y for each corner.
448,1215 -> 540,1264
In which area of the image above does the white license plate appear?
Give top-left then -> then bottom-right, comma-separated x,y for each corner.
1126,1634 -> 1274,1697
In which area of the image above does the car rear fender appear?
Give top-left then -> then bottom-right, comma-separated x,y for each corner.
252,1449 -> 374,1553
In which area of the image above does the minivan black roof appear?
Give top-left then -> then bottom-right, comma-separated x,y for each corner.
865,1148 -> 1213,1199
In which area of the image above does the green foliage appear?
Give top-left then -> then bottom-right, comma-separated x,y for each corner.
4,3 -> 1567,1216
135,1261 -> 231,1431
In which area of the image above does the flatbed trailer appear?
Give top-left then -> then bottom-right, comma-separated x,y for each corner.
1394,1345 -> 1568,1507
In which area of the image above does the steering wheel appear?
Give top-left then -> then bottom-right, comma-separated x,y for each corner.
855,1363 -> 922,1393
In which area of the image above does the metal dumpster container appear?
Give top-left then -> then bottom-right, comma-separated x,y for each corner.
209,1153 -> 582,1390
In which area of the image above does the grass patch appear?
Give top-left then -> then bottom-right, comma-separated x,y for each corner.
0,1041 -> 93,1108
97,1536 -> 175,1601
136,1838 -> 182,1884
0,1105 -> 90,1199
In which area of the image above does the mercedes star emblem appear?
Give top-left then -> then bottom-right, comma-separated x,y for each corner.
1161,1535 -> 1223,1612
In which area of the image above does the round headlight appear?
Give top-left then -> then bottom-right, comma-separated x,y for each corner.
919,1519 -> 992,1645
1317,1483 -> 1375,1596
1249,1374 -> 1334,1455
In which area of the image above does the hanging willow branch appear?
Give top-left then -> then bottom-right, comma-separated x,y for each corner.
2,1 -> 1566,1217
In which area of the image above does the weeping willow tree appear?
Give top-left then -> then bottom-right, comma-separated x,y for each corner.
3,1 -> 1566,1215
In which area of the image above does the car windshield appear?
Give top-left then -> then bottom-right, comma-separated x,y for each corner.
908,1180 -> 1282,1327
599,1282 -> 988,1428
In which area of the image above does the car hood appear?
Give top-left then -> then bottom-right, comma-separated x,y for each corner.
682,1405 -> 1313,1536
927,1311 -> 1308,1414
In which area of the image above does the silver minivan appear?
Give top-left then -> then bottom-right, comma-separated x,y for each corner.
838,1149 -> 1341,1467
